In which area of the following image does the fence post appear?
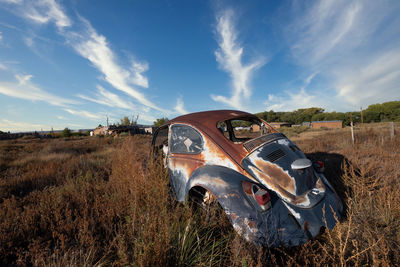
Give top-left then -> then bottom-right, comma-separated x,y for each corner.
390,122 -> 394,141
351,121 -> 355,145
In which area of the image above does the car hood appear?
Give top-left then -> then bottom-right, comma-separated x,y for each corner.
242,137 -> 326,208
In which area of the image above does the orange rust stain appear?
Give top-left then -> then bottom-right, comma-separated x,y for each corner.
247,220 -> 256,229
169,157 -> 204,181
242,180 -> 253,194
250,165 -> 306,205
230,213 -> 238,220
251,164 -> 326,206
253,159 -> 295,194
315,177 -> 324,191
200,140 -> 256,181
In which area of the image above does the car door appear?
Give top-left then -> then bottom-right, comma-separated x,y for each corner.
152,125 -> 169,167
168,124 -> 205,201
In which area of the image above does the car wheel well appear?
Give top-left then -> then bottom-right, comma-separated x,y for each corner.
188,186 -> 210,205
188,186 -> 233,232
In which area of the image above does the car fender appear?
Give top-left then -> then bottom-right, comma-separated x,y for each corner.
184,165 -> 281,244
184,165 -> 334,247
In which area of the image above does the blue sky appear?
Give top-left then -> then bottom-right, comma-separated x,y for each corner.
1,0 -> 400,132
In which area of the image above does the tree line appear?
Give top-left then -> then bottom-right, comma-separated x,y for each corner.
255,101 -> 400,126
151,101 -> 400,128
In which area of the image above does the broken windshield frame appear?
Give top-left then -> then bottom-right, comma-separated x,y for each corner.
217,117 -> 272,144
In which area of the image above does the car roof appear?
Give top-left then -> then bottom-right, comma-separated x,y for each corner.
166,110 -> 259,164
168,110 -> 255,128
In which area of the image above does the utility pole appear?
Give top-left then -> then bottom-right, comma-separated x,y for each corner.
350,113 -> 354,145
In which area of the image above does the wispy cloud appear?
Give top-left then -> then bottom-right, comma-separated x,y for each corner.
23,35 -> 34,47
211,9 -> 266,109
281,0 -> 400,110
130,61 -> 149,88
0,118 -> 83,132
2,0 -> 163,115
265,88 -> 317,111
0,74 -> 77,107
0,62 -> 6,70
336,47 -> 400,106
77,85 -> 135,110
0,0 -> 22,4
64,108 -> 103,120
0,119 -> 48,132
66,18 -> 161,111
174,96 -> 188,115
18,0 -> 71,30
288,0 -> 362,67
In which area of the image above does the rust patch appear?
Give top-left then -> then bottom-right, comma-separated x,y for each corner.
249,164 -> 312,206
200,137 -> 256,180
253,158 -> 296,194
248,220 -> 256,229
242,180 -> 253,194
169,157 -> 204,181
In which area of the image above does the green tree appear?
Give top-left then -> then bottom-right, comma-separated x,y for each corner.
120,116 -> 131,126
61,128 -> 71,138
154,117 -> 169,127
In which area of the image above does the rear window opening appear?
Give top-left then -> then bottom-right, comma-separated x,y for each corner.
217,117 -> 274,144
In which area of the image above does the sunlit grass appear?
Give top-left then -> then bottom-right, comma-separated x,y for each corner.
0,128 -> 399,265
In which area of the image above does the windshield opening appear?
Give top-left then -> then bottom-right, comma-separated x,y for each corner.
217,117 -> 273,144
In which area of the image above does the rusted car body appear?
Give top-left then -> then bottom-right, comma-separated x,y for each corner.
152,110 -> 342,247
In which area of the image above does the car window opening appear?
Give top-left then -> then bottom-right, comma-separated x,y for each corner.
217,117 -> 271,144
170,124 -> 203,154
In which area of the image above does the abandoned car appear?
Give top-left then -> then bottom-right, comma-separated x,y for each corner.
152,110 -> 342,247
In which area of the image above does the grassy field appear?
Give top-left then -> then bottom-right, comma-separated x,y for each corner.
0,126 -> 399,266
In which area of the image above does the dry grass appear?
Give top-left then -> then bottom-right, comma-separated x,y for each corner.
0,126 -> 399,266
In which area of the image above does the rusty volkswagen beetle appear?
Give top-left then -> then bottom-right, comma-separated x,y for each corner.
151,110 -> 342,247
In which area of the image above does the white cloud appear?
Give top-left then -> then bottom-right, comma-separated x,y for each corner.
64,108 -> 102,120
280,0 -> 400,110
0,74 -> 77,107
211,9 -> 266,109
0,0 -> 22,4
77,85 -> 135,110
0,119 -> 48,132
1,0 -> 165,117
0,119 -> 84,132
19,0 -> 71,30
0,62 -> 6,70
130,61 -> 149,88
289,0 -> 362,67
66,17 -> 162,112
335,47 -> 400,106
23,36 -> 34,47
264,73 -> 348,112
265,88 -> 316,111
174,96 -> 188,115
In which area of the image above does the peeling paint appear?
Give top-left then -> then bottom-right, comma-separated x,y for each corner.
283,202 -> 301,220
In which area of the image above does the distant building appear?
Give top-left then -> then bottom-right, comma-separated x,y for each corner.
269,122 -> 292,129
251,124 -> 260,132
311,120 -> 342,129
